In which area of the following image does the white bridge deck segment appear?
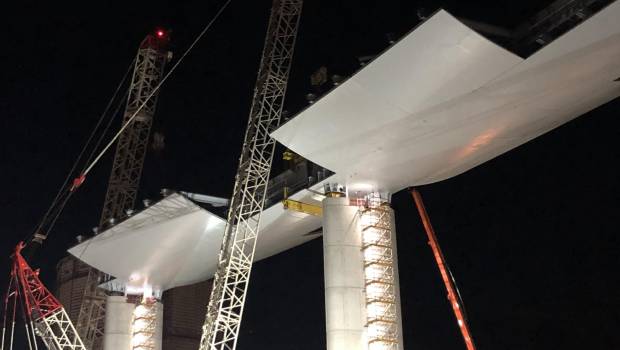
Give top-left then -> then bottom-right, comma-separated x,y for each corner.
272,6 -> 620,193
69,190 -> 324,294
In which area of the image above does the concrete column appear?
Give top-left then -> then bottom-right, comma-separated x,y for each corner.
322,196 -> 366,350
103,295 -> 135,350
389,207 -> 405,350
153,301 -> 164,350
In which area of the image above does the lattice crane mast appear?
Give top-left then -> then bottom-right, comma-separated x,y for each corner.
75,30 -> 171,349
2,243 -> 86,350
199,1 -> 303,349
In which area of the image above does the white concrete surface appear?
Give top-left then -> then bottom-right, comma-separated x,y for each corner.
322,197 -> 366,350
103,295 -> 135,350
154,301 -> 163,350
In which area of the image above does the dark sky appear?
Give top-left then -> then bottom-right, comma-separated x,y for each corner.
2,1 -> 619,349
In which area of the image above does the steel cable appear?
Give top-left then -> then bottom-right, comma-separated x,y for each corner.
28,59 -> 135,243
81,0 -> 233,177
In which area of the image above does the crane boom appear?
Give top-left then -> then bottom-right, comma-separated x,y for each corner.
99,34 -> 169,226
3,243 -> 86,350
411,189 -> 476,350
199,1 -> 302,349
75,32 -> 170,350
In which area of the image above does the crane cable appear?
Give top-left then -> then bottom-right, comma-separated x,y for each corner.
27,59 -> 134,244
80,0 -> 233,178
28,0 -> 233,245
41,87 -> 132,237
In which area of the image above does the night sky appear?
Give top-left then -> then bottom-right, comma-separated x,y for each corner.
2,1 -> 619,349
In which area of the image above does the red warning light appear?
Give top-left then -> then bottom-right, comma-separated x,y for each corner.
156,30 -> 165,38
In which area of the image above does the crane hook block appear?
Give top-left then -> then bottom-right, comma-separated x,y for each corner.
70,174 -> 86,192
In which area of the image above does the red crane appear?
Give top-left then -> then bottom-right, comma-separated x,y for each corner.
2,242 -> 86,349
411,188 -> 477,350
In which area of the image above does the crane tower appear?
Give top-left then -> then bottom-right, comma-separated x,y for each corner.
199,1 -> 303,349
74,31 -> 170,349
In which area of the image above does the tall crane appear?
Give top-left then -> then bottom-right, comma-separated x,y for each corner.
199,1 -> 303,349
74,30 -> 170,349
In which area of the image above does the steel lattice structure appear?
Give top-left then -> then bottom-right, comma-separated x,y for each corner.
360,195 -> 399,350
3,243 -> 86,350
75,268 -> 106,349
36,309 -> 87,350
100,35 -> 169,226
199,1 -> 302,349
76,34 -> 169,350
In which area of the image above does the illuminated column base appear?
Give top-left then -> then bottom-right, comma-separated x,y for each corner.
103,295 -> 135,350
322,196 -> 366,350
131,298 -> 163,350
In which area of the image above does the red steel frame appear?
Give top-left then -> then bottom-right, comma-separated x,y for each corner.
3,242 -> 86,349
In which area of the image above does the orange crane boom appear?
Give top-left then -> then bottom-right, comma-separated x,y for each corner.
411,188 -> 476,350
